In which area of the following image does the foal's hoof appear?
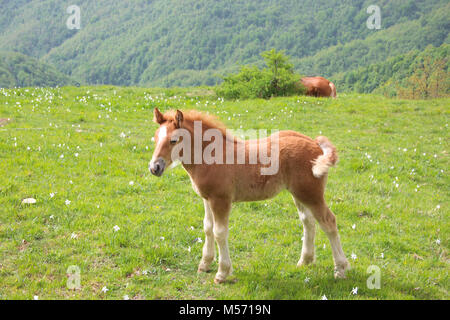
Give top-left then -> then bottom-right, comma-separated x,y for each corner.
197,264 -> 211,273
334,270 -> 346,279
214,277 -> 227,284
297,255 -> 315,267
334,261 -> 350,279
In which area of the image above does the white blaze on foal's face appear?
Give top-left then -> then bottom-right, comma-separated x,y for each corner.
158,125 -> 167,145
150,124 -> 171,176
150,114 -> 186,177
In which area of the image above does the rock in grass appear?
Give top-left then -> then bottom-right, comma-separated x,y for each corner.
22,198 -> 37,204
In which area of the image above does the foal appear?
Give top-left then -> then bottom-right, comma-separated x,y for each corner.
149,108 -> 349,283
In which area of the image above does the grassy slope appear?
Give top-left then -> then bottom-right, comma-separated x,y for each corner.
0,86 -> 448,300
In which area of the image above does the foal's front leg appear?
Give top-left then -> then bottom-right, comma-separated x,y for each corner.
198,199 -> 215,273
209,198 -> 232,284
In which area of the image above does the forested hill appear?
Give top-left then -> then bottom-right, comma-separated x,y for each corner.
0,52 -> 76,88
332,44 -> 450,95
0,0 -> 448,88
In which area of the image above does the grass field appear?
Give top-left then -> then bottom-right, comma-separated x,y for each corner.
0,86 -> 448,300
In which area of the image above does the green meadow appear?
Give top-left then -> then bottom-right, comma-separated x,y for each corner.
0,86 -> 448,300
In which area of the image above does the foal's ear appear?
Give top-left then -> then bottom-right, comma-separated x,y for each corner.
175,110 -> 184,128
153,108 -> 164,124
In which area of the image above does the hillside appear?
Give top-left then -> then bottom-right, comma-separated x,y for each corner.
332,44 -> 449,96
0,0 -> 448,87
0,52 -> 76,88
295,6 -> 449,78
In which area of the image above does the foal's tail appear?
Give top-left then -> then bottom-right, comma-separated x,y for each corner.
329,82 -> 337,98
312,136 -> 338,178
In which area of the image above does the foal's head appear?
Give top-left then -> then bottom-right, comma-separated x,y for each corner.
149,108 -> 184,177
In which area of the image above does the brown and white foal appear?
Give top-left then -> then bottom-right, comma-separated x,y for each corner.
149,108 -> 349,283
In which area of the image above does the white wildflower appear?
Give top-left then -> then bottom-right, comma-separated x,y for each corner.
22,198 -> 37,204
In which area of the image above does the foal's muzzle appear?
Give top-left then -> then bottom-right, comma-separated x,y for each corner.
149,158 -> 166,177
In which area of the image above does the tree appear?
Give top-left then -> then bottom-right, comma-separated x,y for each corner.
261,48 -> 294,78
398,55 -> 449,99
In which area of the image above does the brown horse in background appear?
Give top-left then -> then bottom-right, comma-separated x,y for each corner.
300,77 -> 337,98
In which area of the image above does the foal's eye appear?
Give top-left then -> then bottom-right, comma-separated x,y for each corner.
170,139 -> 178,145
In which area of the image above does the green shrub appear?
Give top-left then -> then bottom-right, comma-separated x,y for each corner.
216,49 -> 304,99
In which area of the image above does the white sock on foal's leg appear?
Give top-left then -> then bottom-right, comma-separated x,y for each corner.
310,204 -> 349,278
325,230 -> 349,279
198,199 -> 215,272
213,223 -> 232,283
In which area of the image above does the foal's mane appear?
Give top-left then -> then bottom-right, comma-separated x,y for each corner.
163,109 -> 229,137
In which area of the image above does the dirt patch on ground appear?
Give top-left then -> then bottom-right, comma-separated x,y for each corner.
0,118 -> 11,127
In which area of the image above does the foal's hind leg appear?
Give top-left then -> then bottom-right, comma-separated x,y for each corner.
293,198 -> 316,266
308,202 -> 349,278
198,199 -> 215,273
